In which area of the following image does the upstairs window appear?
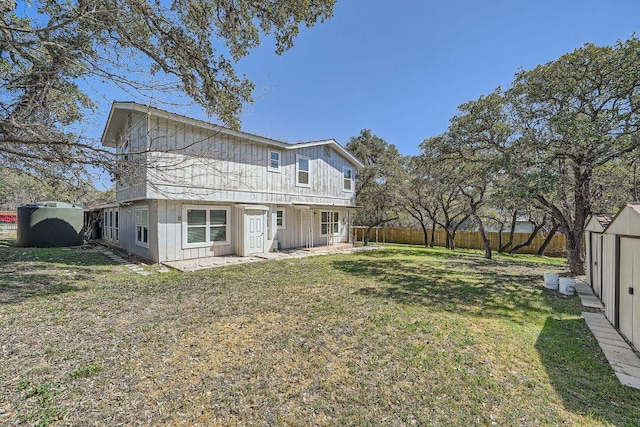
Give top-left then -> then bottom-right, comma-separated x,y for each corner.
296,155 -> 310,187
268,150 -> 281,172
343,167 -> 353,192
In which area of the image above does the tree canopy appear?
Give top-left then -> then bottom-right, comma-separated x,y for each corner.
375,38 -> 640,272
0,0 -> 335,181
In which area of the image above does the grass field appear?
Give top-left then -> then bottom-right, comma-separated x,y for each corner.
1,241 -> 640,426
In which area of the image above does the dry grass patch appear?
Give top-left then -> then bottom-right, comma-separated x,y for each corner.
1,242 -> 640,426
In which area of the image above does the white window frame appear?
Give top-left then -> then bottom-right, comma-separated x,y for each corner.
135,206 -> 149,248
268,150 -> 281,173
103,210 -> 110,241
296,155 -> 311,188
276,209 -> 286,229
108,210 -> 114,240
343,166 -> 354,192
182,205 -> 231,249
320,211 -> 340,236
114,209 -> 119,243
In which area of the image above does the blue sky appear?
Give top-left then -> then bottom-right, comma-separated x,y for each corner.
87,0 -> 640,176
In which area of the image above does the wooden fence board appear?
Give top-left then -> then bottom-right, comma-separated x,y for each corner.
354,227 -> 566,257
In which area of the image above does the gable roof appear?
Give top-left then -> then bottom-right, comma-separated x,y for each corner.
603,202 -> 640,235
585,213 -> 615,232
100,101 -> 364,168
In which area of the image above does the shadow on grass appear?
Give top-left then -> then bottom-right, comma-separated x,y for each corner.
0,241 -> 118,304
332,249 -> 573,323
535,316 -> 640,425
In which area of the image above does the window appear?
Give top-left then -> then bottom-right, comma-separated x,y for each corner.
135,207 -> 149,247
296,155 -> 310,187
276,209 -> 286,229
114,210 -> 119,242
321,211 -> 340,236
108,210 -> 114,239
268,150 -> 281,172
183,205 -> 230,248
103,210 -> 110,240
323,145 -> 332,158
343,167 -> 353,192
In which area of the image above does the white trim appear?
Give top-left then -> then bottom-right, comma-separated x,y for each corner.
268,149 -> 281,173
276,209 -> 286,229
234,204 -> 270,210
320,211 -> 340,236
114,209 -> 119,243
296,155 -> 311,188
135,205 -> 150,248
182,205 -> 231,249
102,102 -> 364,168
343,166 -> 354,192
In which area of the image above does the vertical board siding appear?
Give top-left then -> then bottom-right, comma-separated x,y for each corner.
104,201 -> 155,261
137,115 -> 356,206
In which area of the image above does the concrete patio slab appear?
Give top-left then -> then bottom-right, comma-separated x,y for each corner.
163,245 -> 380,272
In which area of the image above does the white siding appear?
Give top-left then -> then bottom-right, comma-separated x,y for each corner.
115,112 -> 148,202
156,200 -> 236,262
139,116 -> 357,206
103,201 -> 156,261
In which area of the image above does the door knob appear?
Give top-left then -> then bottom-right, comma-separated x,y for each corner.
630,287 -> 635,295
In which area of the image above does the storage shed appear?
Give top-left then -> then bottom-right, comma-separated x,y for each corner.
585,213 -> 614,300
601,202 -> 640,350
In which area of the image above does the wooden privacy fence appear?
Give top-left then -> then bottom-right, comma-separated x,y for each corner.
354,227 -> 567,257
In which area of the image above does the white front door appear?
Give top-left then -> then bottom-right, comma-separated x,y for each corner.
245,210 -> 265,255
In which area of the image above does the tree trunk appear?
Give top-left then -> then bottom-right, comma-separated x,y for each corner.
565,229 -> 586,274
364,227 -> 372,246
446,230 -> 456,250
419,222 -> 429,247
498,209 -> 518,253
476,215 -> 492,259
537,223 -> 560,256
510,221 -> 544,254
430,222 -> 436,247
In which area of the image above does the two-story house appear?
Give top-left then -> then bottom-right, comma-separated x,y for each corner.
98,101 -> 362,263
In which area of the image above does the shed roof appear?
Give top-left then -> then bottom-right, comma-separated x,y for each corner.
101,101 -> 364,168
585,213 -> 615,232
604,202 -> 640,235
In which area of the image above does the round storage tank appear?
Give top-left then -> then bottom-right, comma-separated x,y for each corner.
17,201 -> 84,247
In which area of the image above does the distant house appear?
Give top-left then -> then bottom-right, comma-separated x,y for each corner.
98,101 -> 363,263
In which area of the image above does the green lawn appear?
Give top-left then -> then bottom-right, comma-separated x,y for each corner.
1,242 -> 639,426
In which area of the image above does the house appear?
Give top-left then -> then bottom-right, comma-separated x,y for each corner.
587,203 -> 640,350
584,213 -> 614,300
98,101 -> 363,263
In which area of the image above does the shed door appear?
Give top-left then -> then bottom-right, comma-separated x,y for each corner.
619,237 -> 640,349
591,234 -> 602,298
244,210 -> 265,255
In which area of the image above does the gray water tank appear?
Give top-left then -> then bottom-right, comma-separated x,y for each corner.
17,201 -> 84,247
